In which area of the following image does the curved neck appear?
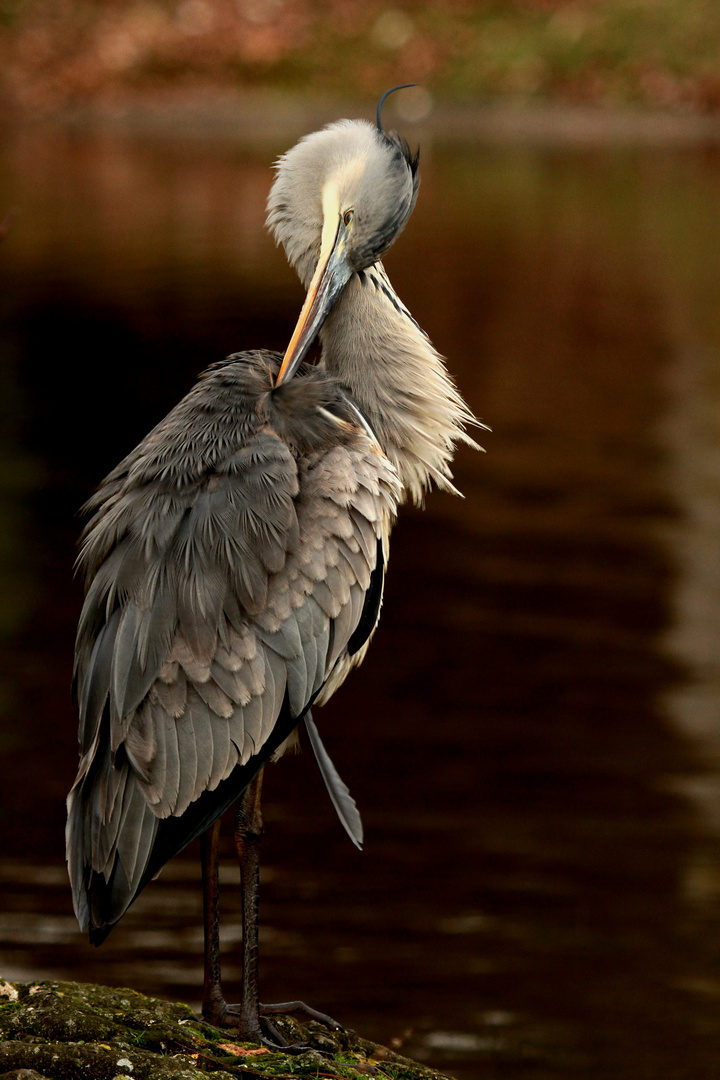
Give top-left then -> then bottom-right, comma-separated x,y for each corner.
319,263 -> 479,505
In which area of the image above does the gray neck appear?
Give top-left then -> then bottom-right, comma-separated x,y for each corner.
319,264 -> 479,505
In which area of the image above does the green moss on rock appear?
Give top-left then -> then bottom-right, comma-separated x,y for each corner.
0,979 -> 455,1080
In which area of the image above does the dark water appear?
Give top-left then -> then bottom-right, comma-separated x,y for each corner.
2,123 -> 720,1078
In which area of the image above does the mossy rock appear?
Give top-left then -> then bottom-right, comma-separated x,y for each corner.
0,979 -> 455,1080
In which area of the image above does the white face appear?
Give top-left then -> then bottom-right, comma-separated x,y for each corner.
270,119 -> 420,386
267,119 -> 419,288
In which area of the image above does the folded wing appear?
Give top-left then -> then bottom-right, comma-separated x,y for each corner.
66,356 -> 399,936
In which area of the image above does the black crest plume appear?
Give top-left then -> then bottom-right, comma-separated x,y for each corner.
376,84 -> 420,177
376,84 -> 416,134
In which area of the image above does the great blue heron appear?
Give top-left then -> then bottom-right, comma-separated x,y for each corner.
66,89 -> 479,1047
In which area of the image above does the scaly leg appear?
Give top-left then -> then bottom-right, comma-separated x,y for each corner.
233,767 -> 268,1042
200,817 -> 232,1027
200,767 -> 341,1045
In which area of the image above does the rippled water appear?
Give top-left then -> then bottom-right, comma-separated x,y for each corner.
2,122 -> 720,1078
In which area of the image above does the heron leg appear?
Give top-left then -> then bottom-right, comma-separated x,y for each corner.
233,767 -> 269,1043
198,777 -> 267,1034
200,817 -> 232,1027
200,768 -> 342,1046
235,768 -> 344,1043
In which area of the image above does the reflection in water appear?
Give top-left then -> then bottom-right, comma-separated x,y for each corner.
1,126 -> 720,1077
660,275 -> 720,949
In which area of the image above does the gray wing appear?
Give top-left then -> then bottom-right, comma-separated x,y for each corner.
67,407 -> 399,934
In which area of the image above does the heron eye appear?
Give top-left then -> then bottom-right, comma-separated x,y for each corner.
343,209 -> 354,226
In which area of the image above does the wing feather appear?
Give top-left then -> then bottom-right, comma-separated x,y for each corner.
258,647 -> 287,757
158,704 -> 181,816
172,705 -> 198,816
207,704 -> 233,791
153,667 -> 186,719
193,676 -> 234,719
189,690 -> 214,799
67,355 -> 400,938
146,699 -> 168,810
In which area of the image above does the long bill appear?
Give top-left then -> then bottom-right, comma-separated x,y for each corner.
275,218 -> 353,387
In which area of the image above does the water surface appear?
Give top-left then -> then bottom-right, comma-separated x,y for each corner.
1,124 -> 720,1078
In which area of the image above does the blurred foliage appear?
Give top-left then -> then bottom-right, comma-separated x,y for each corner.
2,0 -> 720,117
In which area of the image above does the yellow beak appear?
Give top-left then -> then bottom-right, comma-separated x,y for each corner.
275,219 -> 353,387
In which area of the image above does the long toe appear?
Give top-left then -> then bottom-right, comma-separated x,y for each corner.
258,1015 -> 322,1053
202,996 -> 340,1048
259,1000 -> 343,1031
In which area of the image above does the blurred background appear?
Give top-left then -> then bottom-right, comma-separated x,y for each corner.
3,2 -> 720,1078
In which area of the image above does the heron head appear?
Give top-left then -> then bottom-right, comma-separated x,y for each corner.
268,116 -> 420,385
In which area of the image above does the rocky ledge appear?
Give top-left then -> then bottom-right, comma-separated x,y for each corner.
0,979 -> 454,1080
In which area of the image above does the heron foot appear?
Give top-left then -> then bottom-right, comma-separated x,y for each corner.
260,1000 -> 343,1031
201,998 -> 341,1051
